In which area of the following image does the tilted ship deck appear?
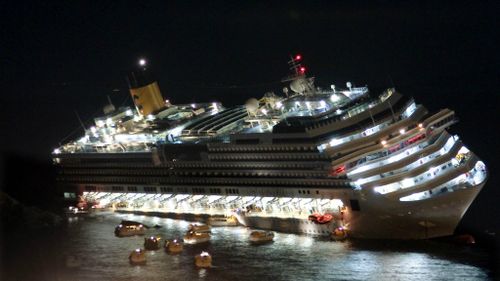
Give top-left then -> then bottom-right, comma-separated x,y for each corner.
52,56 -> 488,239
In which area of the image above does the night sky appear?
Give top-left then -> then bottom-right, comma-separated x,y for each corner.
1,1 -> 498,230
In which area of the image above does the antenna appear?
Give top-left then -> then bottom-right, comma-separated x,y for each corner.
74,110 -> 86,132
388,99 -> 396,122
287,54 -> 305,76
107,95 -> 113,106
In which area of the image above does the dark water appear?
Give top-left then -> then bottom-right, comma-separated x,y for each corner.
5,212 -> 494,281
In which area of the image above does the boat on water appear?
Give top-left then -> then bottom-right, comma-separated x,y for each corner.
144,236 -> 161,250
164,239 -> 184,253
114,224 -> 145,237
249,230 -> 274,244
129,248 -> 146,265
53,55 -> 488,239
194,251 -> 212,268
65,206 -> 89,215
184,231 -> 211,244
331,227 -> 348,241
188,224 -> 211,233
208,215 -> 239,226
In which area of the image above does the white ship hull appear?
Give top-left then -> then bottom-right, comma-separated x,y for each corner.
233,182 -> 485,239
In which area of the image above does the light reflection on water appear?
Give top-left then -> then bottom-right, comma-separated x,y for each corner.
59,213 -> 491,281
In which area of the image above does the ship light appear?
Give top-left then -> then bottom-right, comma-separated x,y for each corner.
96,120 -> 105,127
401,178 -> 414,188
133,115 -> 142,122
147,115 -> 155,121
90,126 -> 97,134
53,148 -> 61,154
295,54 -> 302,61
139,59 -> 146,66
191,103 -> 196,108
319,100 -> 326,108
428,166 -> 438,175
418,123 -> 424,129
399,129 -> 405,135
125,109 -> 133,116
261,108 -> 268,115
212,102 -> 218,111
381,140 -> 387,146
457,146 -> 470,154
329,138 -> 342,147
330,94 -> 340,102
106,118 -> 114,126
276,101 -> 283,109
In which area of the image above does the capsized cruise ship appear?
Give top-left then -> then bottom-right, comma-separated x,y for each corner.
52,56 -> 488,239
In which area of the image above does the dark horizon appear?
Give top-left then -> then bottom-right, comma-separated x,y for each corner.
1,1 -> 499,233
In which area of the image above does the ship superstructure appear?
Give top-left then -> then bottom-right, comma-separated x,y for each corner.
53,56 -> 487,239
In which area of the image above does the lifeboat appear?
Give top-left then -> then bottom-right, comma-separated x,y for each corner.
308,214 -> 321,221
114,224 -> 145,237
194,251 -> 212,268
208,215 -> 239,226
249,230 -> 274,244
331,227 -> 348,241
188,224 -> 211,233
308,213 -> 333,224
316,214 -> 333,224
144,236 -> 161,250
183,231 -> 211,244
129,249 -> 146,265
164,239 -> 184,253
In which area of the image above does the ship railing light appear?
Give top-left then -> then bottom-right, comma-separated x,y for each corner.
225,196 -> 239,203
261,197 -> 275,204
207,195 -> 222,204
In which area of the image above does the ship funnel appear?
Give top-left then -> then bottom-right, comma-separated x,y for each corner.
127,59 -> 166,116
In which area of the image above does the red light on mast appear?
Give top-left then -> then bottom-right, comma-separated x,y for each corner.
299,66 -> 306,73
295,54 -> 302,61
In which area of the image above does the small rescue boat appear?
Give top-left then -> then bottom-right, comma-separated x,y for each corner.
249,230 -> 274,244
331,227 -> 348,241
129,248 -> 146,265
208,215 -> 239,226
188,224 -> 211,233
184,231 -> 211,244
194,251 -> 212,268
164,239 -> 184,253
144,236 -> 161,250
115,224 -> 145,237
